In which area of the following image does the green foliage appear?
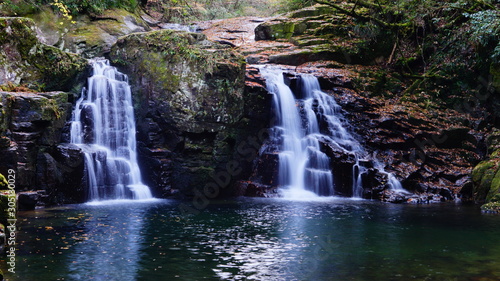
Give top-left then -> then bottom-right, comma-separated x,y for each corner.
276,0 -> 315,13
0,0 -> 40,16
464,10 -> 500,61
0,0 -> 139,16
50,0 -> 139,15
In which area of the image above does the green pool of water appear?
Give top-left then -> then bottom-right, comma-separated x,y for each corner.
3,198 -> 500,280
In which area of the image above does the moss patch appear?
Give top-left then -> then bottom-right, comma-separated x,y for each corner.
472,131 -> 500,212
0,17 -> 87,91
481,201 -> 500,214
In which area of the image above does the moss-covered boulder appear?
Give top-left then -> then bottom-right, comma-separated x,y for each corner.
61,9 -> 149,58
3,7 -> 149,59
472,129 -> 500,212
255,19 -> 299,40
254,5 -> 337,41
109,29 -> 261,197
481,193 -> 500,213
0,17 -> 87,91
253,4 -> 391,66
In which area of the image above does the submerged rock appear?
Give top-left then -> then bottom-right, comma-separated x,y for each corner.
17,190 -> 49,210
234,181 -> 279,198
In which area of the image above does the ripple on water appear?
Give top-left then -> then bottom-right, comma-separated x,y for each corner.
6,199 -> 500,281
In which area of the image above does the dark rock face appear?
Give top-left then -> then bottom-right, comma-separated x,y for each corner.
0,4 -> 488,205
0,17 -> 88,204
0,92 -> 85,204
109,29 -> 273,197
334,89 -> 483,200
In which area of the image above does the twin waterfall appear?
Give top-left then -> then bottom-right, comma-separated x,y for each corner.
70,59 -> 401,201
70,59 -> 152,201
260,67 -> 403,198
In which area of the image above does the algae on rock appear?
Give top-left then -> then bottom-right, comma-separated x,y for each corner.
472,129 -> 500,212
0,17 -> 87,92
61,9 -> 149,58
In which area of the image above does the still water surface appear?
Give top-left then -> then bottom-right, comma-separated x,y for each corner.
3,198 -> 500,280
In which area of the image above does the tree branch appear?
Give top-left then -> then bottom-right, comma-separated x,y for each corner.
313,0 -> 411,29
471,0 -> 498,11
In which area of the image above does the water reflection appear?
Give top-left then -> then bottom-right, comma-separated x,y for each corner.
7,199 -> 500,281
65,202 -> 150,280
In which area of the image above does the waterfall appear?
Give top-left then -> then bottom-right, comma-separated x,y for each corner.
70,59 -> 152,201
260,66 -> 403,198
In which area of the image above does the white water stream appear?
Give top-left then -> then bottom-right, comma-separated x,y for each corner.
70,59 -> 152,201
260,67 -> 404,198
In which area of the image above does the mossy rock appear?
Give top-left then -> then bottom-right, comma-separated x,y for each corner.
255,20 -> 296,40
313,23 -> 350,37
288,4 -> 336,19
481,201 -> 500,214
1,91 -> 69,123
0,91 -> 71,150
486,128 -> 500,153
255,4 -> 339,40
62,9 -> 149,58
471,158 -> 500,203
268,43 -> 367,65
487,167 -> 500,202
0,17 -> 87,91
109,29 -> 247,195
472,139 -> 500,210
0,190 -> 14,225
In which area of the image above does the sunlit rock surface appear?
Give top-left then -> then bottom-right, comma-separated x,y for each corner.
0,17 -> 87,91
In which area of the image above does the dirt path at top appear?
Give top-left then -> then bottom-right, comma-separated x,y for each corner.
196,16 -> 295,61
197,17 -> 266,47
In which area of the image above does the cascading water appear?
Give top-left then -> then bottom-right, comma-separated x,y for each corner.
70,59 -> 152,201
260,67 -> 403,198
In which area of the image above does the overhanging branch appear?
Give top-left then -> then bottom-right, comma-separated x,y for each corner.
313,0 -> 412,29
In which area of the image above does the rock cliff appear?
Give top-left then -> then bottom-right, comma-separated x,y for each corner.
0,91 -> 85,204
109,29 -> 271,197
